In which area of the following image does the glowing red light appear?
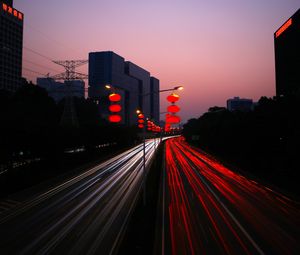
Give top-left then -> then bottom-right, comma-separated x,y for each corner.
8,6 -> 12,14
167,105 -> 180,113
166,115 -> 181,124
13,9 -> 17,17
165,123 -> 171,132
138,124 -> 144,129
275,18 -> 292,38
138,119 -> 145,124
18,12 -> 23,20
109,104 -> 122,113
2,3 -> 8,11
167,93 -> 180,103
109,114 -> 121,123
138,113 -> 144,119
109,93 -> 121,102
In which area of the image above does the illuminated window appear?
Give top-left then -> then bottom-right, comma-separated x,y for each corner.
13,10 -> 18,17
8,6 -> 12,14
2,3 -> 8,11
18,13 -> 23,20
276,18 -> 292,38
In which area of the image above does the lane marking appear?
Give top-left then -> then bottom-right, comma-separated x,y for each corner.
193,164 -> 266,255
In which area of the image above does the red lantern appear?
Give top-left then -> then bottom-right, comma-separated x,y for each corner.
109,114 -> 122,123
109,93 -> 121,102
109,104 -> 122,113
166,115 -> 181,124
167,93 -> 179,103
138,124 -> 144,129
138,113 -> 144,119
167,105 -> 180,113
138,119 -> 145,124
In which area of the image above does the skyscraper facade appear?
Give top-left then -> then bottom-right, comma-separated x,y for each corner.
274,9 -> 300,97
150,77 -> 159,121
0,0 -> 24,92
89,51 -> 159,126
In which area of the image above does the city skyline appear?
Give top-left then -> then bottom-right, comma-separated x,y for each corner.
15,0 -> 299,123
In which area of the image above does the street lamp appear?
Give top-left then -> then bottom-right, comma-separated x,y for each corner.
140,85 -> 184,97
106,84 -> 122,123
105,84 -> 112,90
137,85 -> 183,205
159,85 -> 183,93
136,109 -> 147,205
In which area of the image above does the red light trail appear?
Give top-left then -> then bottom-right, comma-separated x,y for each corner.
164,137 -> 300,254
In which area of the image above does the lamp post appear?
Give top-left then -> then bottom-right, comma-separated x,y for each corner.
140,85 -> 183,97
106,84 -> 122,123
136,109 -> 147,205
137,85 -> 183,206
158,86 -> 183,93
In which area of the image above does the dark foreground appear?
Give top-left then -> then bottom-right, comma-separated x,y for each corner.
0,139 -> 161,254
0,137 -> 299,254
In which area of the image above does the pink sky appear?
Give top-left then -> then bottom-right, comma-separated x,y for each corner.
15,0 -> 299,123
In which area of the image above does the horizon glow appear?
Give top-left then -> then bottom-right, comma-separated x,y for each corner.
14,0 -> 299,123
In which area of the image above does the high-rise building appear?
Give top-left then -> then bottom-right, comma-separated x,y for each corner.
0,0 -> 24,92
37,78 -> 85,103
89,51 -> 159,126
150,77 -> 159,121
274,9 -> 300,97
227,97 -> 253,112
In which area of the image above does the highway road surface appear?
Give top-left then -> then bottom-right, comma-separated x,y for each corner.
161,137 -> 300,255
0,138 -> 161,255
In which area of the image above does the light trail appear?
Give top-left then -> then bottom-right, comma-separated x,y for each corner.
163,137 -> 300,255
0,138 -> 161,255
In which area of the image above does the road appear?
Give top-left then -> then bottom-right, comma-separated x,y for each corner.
161,137 -> 300,255
0,138 -> 161,255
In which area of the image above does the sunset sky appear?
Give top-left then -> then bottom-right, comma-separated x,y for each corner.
15,0 -> 299,123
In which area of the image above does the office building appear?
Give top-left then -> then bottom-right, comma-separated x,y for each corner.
274,9 -> 300,96
0,0 -> 24,92
150,77 -> 159,121
37,78 -> 85,103
227,97 -> 253,112
89,51 -> 159,126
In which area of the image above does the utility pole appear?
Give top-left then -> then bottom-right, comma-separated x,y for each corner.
51,60 -> 88,127
142,123 -> 146,205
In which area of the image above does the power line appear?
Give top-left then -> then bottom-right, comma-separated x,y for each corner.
26,23 -> 85,57
23,46 -> 88,77
23,67 -> 47,76
23,59 -> 62,73
23,46 -> 53,61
